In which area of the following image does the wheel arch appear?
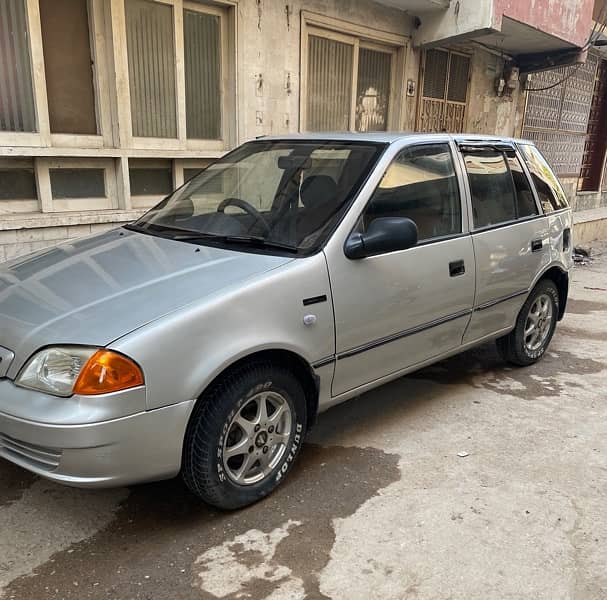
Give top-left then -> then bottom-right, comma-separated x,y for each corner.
536,265 -> 569,320
192,348 -> 320,432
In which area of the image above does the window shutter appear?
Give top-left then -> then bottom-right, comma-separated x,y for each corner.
0,0 -> 36,132
184,10 -> 221,140
307,35 -> 353,132
125,0 -> 177,138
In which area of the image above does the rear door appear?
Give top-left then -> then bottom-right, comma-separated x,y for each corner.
458,144 -> 551,343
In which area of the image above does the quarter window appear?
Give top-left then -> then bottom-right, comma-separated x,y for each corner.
464,151 -> 516,229
360,144 -> 462,242
518,144 -> 569,213
506,153 -> 538,218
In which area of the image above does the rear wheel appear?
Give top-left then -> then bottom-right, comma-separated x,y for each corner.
496,279 -> 559,366
182,361 -> 306,510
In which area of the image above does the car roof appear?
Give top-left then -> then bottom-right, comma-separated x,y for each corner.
257,132 -> 536,146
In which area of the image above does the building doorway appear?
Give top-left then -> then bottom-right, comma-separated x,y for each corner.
579,58 -> 607,192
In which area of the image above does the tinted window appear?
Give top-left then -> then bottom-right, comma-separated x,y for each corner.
519,144 -> 569,213
507,153 -> 538,218
464,151 -> 515,228
360,144 -> 461,242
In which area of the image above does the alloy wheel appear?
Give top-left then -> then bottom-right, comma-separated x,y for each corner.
222,391 -> 292,485
524,293 -> 554,353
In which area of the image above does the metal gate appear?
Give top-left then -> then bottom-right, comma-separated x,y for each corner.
417,48 -> 470,133
579,58 -> 607,191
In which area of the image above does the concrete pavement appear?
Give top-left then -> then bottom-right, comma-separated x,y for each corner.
1,244 -> 606,600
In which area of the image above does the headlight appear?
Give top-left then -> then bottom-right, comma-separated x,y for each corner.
16,347 -> 144,397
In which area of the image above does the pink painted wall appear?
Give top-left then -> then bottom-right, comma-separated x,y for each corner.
493,0 -> 595,48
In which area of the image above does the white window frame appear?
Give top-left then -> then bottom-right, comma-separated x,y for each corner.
0,0 -> 109,149
0,0 -> 50,147
114,0 -> 233,152
300,11 -> 407,133
128,157 -> 174,209
174,158 -> 213,187
37,158 -> 118,212
0,158 -> 39,214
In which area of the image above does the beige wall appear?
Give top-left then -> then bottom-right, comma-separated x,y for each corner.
465,46 -> 526,138
234,0 -> 414,140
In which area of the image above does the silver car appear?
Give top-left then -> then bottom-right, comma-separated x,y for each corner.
0,133 -> 572,509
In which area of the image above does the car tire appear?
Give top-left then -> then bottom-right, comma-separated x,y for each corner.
496,279 -> 559,367
182,360 -> 307,510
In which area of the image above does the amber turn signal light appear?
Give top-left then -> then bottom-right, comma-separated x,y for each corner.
73,350 -> 144,395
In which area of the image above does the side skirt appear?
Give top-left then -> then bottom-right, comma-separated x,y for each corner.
317,325 -> 513,413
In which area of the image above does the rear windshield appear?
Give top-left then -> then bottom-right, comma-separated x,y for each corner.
518,144 -> 569,213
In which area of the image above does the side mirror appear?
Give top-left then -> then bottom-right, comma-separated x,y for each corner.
344,217 -> 418,259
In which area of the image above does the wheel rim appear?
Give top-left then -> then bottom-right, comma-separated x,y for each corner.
222,391 -> 292,486
524,293 -> 554,353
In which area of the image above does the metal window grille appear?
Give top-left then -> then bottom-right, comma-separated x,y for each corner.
356,48 -> 392,132
417,49 -> 470,133
307,35 -> 353,132
522,53 -> 599,176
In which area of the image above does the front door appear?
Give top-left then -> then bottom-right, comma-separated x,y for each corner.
327,142 -> 475,397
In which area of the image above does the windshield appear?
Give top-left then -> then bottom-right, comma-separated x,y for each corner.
131,140 -> 385,254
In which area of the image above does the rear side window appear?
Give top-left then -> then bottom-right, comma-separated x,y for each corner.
506,153 -> 538,218
464,151 -> 516,228
518,144 -> 569,213
361,143 -> 462,242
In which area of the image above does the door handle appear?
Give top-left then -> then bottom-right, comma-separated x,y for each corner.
449,259 -> 465,277
531,239 -> 543,252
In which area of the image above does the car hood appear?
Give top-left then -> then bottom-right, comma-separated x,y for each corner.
0,228 -> 292,373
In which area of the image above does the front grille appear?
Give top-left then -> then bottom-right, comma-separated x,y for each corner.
0,433 -> 62,472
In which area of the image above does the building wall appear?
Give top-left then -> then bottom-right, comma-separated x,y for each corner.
0,0 -> 416,261
465,46 -> 525,137
493,0 -> 595,49
235,0 -> 413,140
0,0 -> 597,263
414,0 -> 595,49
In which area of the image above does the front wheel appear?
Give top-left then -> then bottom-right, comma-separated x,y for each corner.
496,279 -> 559,366
182,361 -> 307,510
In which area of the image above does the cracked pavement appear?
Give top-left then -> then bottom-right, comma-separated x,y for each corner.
1,243 -> 607,599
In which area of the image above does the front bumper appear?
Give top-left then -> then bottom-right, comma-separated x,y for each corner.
0,399 -> 195,487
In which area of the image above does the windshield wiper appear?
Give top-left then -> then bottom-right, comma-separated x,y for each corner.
223,235 -> 299,253
124,223 -> 208,238
172,232 -> 299,253
128,223 -> 299,253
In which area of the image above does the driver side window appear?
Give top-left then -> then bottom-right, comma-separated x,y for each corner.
360,144 -> 462,242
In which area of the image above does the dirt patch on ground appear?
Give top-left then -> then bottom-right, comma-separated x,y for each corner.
0,460 -> 37,508
408,341 -> 605,401
4,444 -> 400,600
